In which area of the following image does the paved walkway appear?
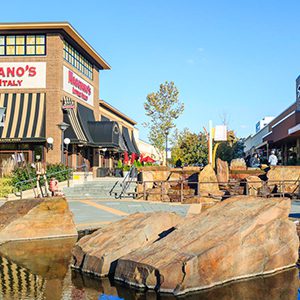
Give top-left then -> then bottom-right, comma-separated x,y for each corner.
69,199 -> 190,230
1,198 -> 300,231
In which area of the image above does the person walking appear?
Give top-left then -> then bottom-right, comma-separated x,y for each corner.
268,150 -> 278,166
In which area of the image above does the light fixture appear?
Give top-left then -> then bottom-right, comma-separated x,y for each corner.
58,122 -> 70,164
64,138 -> 71,145
46,137 -> 54,150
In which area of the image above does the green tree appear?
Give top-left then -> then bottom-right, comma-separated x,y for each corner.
215,130 -> 244,163
172,128 -> 208,166
144,81 -> 184,154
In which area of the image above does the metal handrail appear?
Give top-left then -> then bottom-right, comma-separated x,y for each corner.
114,165 -> 137,199
13,168 -> 73,199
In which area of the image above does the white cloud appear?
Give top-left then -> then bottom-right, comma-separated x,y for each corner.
186,59 -> 195,64
197,47 -> 204,52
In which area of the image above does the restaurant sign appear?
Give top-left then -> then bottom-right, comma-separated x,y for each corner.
0,62 -> 46,89
63,66 -> 94,107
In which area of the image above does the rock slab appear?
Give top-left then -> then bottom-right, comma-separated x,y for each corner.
217,158 -> 229,183
114,196 -> 299,295
0,198 -> 77,244
267,166 -> 300,194
199,164 -> 221,196
72,212 -> 182,277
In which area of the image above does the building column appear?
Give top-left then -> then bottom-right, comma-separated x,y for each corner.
284,143 -> 288,165
297,138 -> 300,162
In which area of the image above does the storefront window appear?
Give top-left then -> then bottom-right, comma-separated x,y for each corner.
0,34 -> 46,56
63,40 -> 93,80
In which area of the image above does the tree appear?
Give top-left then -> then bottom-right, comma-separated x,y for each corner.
144,81 -> 184,154
172,128 -> 208,166
215,130 -> 244,163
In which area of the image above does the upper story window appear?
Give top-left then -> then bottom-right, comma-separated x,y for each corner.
63,41 -> 93,80
0,35 -> 46,56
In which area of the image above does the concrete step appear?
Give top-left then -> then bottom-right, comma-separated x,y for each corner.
63,179 -> 136,200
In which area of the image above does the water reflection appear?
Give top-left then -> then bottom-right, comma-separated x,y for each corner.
72,267 -> 299,300
0,237 -> 298,300
0,237 -> 76,300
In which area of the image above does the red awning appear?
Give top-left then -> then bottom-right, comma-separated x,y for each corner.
141,156 -> 156,163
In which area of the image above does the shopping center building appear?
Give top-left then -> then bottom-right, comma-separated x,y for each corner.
244,76 -> 300,165
0,22 -> 139,173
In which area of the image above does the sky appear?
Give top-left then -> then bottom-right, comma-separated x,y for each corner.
2,0 -> 300,142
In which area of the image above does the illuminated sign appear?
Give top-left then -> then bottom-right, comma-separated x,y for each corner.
0,62 -> 46,89
63,66 -> 94,106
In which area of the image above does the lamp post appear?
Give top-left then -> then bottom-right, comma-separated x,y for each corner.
164,128 -> 170,167
58,122 -> 70,164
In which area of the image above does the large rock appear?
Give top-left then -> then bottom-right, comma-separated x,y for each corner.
0,198 -> 77,244
216,158 -> 229,183
199,164 -> 221,196
230,158 -> 247,170
267,166 -> 300,194
114,196 -> 298,295
72,212 -> 182,277
246,175 -> 263,196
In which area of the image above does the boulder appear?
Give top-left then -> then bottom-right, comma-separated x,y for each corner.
216,158 -> 229,183
114,196 -> 299,295
267,166 -> 300,194
0,198 -> 77,244
246,176 -> 263,196
230,158 -> 247,170
199,164 -> 221,196
72,212 -> 182,277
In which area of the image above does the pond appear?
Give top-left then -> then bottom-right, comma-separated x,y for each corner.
0,238 -> 298,300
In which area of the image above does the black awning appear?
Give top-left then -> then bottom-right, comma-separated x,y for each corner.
132,133 -> 140,155
0,93 -> 46,143
77,103 -> 95,144
88,121 -> 122,149
122,127 -> 136,154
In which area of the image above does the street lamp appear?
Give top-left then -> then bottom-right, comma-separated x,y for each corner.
164,128 -> 170,167
58,122 -> 70,164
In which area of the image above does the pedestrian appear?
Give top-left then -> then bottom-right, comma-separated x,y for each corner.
268,150 -> 278,166
249,153 -> 260,168
49,177 -> 59,196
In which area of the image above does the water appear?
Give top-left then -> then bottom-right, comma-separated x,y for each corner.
0,238 -> 298,300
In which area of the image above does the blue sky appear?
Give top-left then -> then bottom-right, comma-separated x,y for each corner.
3,0 -> 300,141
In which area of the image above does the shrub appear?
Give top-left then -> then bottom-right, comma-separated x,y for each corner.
0,177 -> 13,198
11,163 -> 72,191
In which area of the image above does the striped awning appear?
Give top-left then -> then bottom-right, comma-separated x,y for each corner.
0,93 -> 45,142
63,97 -> 88,144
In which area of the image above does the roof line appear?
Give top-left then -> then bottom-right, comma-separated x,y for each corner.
99,99 -> 137,125
0,22 -> 111,70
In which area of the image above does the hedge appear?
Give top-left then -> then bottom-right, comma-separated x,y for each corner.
11,163 -> 72,192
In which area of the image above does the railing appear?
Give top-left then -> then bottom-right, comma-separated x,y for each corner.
129,179 -> 300,202
13,168 -> 73,200
74,164 -> 89,181
109,166 -> 137,199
